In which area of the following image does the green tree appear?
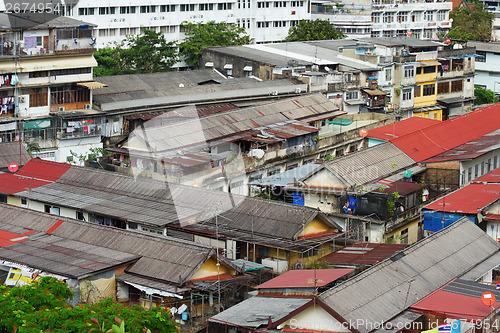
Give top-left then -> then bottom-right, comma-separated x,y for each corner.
474,86 -> 499,105
94,29 -> 177,76
0,277 -> 176,333
285,19 -> 345,42
178,21 -> 252,68
447,4 -> 494,42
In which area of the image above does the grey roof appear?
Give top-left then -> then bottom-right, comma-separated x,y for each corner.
205,45 -> 307,67
0,232 -> 139,279
12,160 -> 341,251
323,142 -> 416,186
93,70 -> 301,112
0,142 -> 30,169
459,249 -> 500,281
319,218 -> 500,333
209,296 -> 310,328
124,94 -> 338,152
231,259 -> 268,271
0,203 -> 224,287
249,163 -> 322,187
467,41 -> 500,53
36,16 -> 97,28
356,37 -> 442,49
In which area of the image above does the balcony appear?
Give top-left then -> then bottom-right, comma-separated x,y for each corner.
328,80 -> 361,92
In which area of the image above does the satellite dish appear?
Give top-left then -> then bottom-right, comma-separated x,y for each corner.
248,149 -> 265,159
324,66 -> 331,72
481,292 -> 496,307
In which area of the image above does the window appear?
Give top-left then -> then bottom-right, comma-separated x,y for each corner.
274,1 -> 286,6
21,198 -> 27,205
199,4 -> 213,10
481,161 -> 485,175
78,7 -> 95,15
140,5 -> 155,12
160,4 -> 176,11
257,21 -> 270,28
29,71 -> 49,78
422,84 -> 435,96
437,10 -> 446,21
423,66 -> 436,74
424,11 -> 434,21
467,167 -> 472,182
336,148 -> 344,157
372,13 -> 381,23
383,12 -> 394,23
423,29 -> 433,39
273,21 -> 286,27
29,88 -> 48,107
400,228 -> 408,244
475,164 -> 479,178
397,12 -> 408,22
99,29 -> 108,37
451,80 -> 463,93
76,211 -> 84,220
477,51 -> 486,62
258,2 -> 271,7
404,66 -> 414,78
437,82 -> 449,94
414,86 -> 421,97
291,1 -> 304,6
218,3 -> 232,9
227,68 -> 232,76
99,7 -> 115,14
385,68 -> 392,81
180,4 -> 195,11
346,91 -> 359,100
494,156 -> 498,169
402,88 -> 412,101
412,11 -> 422,22
142,226 -> 164,235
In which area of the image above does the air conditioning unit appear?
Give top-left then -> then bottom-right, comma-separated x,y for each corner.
295,88 -> 301,94
84,104 -> 92,109
58,106 -> 65,112
18,96 -> 26,103
271,90 -> 278,96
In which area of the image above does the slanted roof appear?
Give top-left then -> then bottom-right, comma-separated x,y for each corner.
209,297 -> 310,328
249,163 -> 322,187
255,269 -> 353,289
320,243 -> 408,266
0,203 -> 233,287
475,168 -> 500,184
0,142 -> 30,169
467,41 -> 500,53
410,279 -> 500,321
5,159 -> 341,252
423,129 -> 500,163
319,218 -> 500,333
356,37 -> 442,49
367,118 -> 440,141
423,183 -> 500,214
391,104 -> 500,162
324,142 -> 416,186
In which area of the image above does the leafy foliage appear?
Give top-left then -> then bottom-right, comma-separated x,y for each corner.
285,19 -> 345,42
179,21 -> 252,68
94,29 -> 177,76
305,259 -> 331,270
0,277 -> 176,333
68,147 -> 112,165
474,86 -> 499,105
447,3 -> 493,42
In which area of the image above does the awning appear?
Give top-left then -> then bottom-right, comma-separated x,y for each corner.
243,66 -> 253,71
417,60 -> 441,67
123,280 -> 183,299
77,81 -> 108,89
18,55 -> 98,72
23,118 -> 53,130
327,118 -> 355,126
224,64 -> 233,69
362,89 -> 388,96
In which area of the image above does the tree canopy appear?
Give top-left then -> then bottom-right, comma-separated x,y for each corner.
94,29 -> 178,76
178,21 -> 252,68
0,277 -> 177,332
285,19 -> 345,42
447,3 -> 494,42
474,86 -> 499,105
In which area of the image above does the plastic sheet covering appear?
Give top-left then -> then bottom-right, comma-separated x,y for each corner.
123,280 -> 183,299
79,275 -> 116,303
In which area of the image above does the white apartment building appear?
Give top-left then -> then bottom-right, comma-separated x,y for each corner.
371,0 -> 452,39
61,0 -> 310,47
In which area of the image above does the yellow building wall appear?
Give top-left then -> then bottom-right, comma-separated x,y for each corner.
189,256 -> 236,281
413,109 -> 443,121
299,217 -> 337,238
414,82 -> 437,108
416,72 -> 437,84
386,218 -> 420,244
7,196 -> 21,206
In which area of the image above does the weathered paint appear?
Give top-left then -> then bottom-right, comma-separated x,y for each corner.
189,256 -> 236,281
277,303 -> 352,332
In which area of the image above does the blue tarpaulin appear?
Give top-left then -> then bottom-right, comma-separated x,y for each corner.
423,210 -> 475,232
292,191 -> 304,205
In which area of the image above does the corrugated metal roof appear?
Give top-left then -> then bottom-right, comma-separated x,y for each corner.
319,218 -> 500,333
474,168 -> 500,184
391,105 -> 500,162
410,279 -> 500,321
0,173 -> 50,194
423,183 -> 500,214
0,203 -> 224,286
325,142 -> 416,186
367,118 -> 440,141
250,163 -> 321,187
255,269 -> 354,289
16,158 -> 70,181
320,243 -> 408,266
209,297 -> 310,328
0,142 -> 30,169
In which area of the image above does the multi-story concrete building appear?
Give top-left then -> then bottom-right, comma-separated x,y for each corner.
61,0 -> 310,48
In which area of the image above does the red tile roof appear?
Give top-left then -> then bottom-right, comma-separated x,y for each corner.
390,104 -> 500,162
423,183 -> 500,214
16,159 -> 70,181
367,117 -> 440,141
475,168 -> 500,184
320,243 -> 408,266
255,269 -> 354,289
0,173 -> 50,195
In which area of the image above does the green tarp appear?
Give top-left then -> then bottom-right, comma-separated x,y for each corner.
326,118 -> 354,126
